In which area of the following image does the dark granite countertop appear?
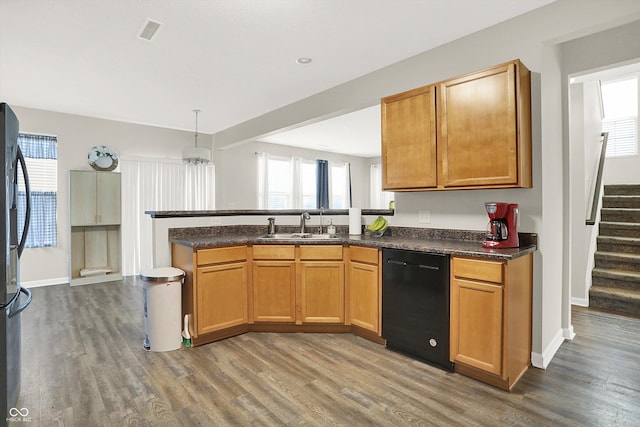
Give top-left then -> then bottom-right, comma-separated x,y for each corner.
169,226 -> 536,260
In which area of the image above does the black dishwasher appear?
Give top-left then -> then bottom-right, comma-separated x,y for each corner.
382,248 -> 453,371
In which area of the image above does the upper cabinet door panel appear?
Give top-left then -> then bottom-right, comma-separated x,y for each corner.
382,85 -> 437,190
96,172 -> 121,225
438,60 -> 531,189
69,171 -> 121,226
69,171 -> 98,226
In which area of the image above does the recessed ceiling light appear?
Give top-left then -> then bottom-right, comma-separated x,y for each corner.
296,57 -> 313,65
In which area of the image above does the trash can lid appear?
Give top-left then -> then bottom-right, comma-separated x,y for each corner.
140,267 -> 185,282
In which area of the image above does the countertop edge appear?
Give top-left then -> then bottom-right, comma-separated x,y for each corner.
147,208 -> 395,218
170,234 -> 536,260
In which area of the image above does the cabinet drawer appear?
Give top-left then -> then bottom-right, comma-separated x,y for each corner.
300,245 -> 343,261
349,246 -> 379,264
252,245 -> 295,260
452,257 -> 504,284
197,246 -> 247,266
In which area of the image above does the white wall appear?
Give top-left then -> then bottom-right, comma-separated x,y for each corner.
569,80 -> 602,306
603,155 -> 640,183
13,106 -> 211,286
211,0 -> 640,367
568,81 -> 604,305
214,140 -> 372,209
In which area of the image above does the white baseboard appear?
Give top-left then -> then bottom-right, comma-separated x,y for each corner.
571,297 -> 589,307
531,328 -> 565,369
21,277 -> 68,288
563,325 -> 576,340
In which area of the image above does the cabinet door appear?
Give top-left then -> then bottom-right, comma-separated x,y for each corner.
69,171 -> 121,225
69,171 -> 98,226
96,172 -> 121,225
253,261 -> 296,323
348,261 -> 378,333
450,277 -> 503,376
300,262 -> 345,323
438,62 -> 519,188
381,85 -> 437,190
196,262 -> 248,335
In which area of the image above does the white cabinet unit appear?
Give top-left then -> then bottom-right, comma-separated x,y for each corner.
68,170 -> 122,286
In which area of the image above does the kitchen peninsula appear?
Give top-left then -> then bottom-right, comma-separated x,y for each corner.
148,209 -> 536,390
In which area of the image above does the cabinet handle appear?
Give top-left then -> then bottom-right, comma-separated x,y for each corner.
387,259 -> 440,271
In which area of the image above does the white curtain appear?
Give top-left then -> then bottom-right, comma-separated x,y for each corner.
256,153 -> 304,209
330,161 -> 350,208
256,152 -> 268,209
370,164 -> 393,209
120,157 -> 215,276
290,156 -> 304,209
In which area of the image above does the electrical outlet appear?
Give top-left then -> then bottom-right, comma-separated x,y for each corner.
418,210 -> 431,224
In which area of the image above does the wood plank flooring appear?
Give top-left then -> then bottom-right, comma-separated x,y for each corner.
15,277 -> 640,426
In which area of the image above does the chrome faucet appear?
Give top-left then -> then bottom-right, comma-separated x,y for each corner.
300,212 -> 311,234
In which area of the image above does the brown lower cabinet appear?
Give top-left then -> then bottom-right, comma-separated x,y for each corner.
347,246 -> 381,335
252,245 -> 296,323
299,245 -> 345,324
172,243 -> 379,345
172,245 -> 251,345
450,254 -> 533,390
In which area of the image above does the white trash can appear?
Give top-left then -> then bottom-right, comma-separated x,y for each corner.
141,267 -> 185,352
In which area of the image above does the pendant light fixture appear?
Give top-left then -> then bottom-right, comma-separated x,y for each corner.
182,109 -> 211,164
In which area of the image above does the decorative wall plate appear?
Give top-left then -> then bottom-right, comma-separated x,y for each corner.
88,145 -> 118,171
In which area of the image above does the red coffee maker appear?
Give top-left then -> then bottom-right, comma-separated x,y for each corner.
482,202 -> 519,249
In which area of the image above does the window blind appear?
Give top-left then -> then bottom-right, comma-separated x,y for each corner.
603,117 -> 637,157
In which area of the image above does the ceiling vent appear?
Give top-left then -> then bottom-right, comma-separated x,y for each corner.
138,19 -> 163,41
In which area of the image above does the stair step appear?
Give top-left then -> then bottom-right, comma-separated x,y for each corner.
589,285 -> 640,316
602,195 -> 640,209
599,221 -> 640,238
605,184 -> 640,196
591,184 -> 640,317
600,208 -> 640,223
597,236 -> 640,253
592,268 -> 640,291
594,252 -> 640,272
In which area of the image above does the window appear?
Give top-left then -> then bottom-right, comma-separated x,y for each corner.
330,162 -> 349,208
601,75 -> 638,157
257,153 -> 351,209
17,133 -> 58,248
369,164 -> 394,209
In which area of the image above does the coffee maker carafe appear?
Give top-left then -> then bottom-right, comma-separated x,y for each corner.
482,202 -> 519,248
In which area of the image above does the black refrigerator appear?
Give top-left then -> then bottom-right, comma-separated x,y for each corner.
1,103 -> 32,425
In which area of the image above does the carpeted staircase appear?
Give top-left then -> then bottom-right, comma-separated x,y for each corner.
590,184 -> 640,316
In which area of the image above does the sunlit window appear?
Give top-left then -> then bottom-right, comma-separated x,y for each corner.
601,75 -> 638,157
257,153 -> 350,209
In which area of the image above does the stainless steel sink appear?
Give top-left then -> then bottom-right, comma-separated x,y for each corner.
258,233 -> 338,240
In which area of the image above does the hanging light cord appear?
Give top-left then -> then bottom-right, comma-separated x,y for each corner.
193,109 -> 200,148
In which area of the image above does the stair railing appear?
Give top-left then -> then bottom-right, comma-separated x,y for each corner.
586,131 -> 609,225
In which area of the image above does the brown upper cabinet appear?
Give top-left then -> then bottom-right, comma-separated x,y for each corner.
381,85 -> 437,190
381,59 -> 532,191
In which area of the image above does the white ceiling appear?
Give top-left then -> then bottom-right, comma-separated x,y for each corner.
0,0 -> 556,156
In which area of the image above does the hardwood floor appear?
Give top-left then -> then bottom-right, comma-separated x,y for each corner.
15,277 -> 640,426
